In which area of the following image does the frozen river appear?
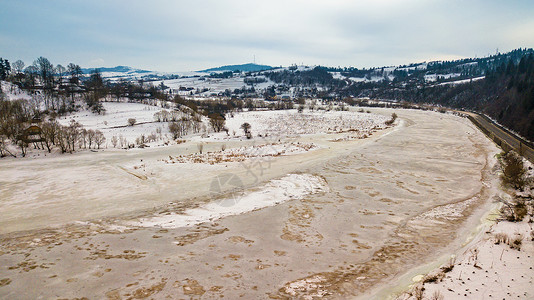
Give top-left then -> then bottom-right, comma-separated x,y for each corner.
0,108 -> 499,299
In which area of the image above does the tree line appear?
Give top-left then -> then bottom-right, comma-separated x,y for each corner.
0,55 -> 175,157
368,53 -> 534,140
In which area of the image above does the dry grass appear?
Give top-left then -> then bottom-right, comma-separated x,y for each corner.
509,233 -> 523,250
440,257 -> 455,273
499,198 -> 528,222
494,232 -> 509,245
413,285 -> 424,300
166,142 -> 316,165
513,200 -> 528,221
422,271 -> 445,284
430,290 -> 444,300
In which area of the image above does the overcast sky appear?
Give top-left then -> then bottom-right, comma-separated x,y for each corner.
1,0 -> 533,72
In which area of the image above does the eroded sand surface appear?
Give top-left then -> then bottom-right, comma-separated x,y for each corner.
0,109 -> 500,299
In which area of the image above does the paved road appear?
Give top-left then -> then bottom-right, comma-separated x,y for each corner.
462,111 -> 534,162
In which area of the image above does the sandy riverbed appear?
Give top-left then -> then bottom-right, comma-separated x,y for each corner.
0,108 -> 503,299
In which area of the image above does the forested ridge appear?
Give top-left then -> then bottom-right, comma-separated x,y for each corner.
370,52 -> 534,140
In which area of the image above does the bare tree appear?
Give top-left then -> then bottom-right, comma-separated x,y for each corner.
240,122 -> 251,134
240,122 -> 252,138
0,134 -> 16,157
56,125 -> 69,153
209,113 -> 226,132
41,121 -> 60,153
170,111 -> 180,122
95,130 -> 106,149
12,60 -> 25,74
169,121 -> 182,139
191,117 -> 202,134
67,63 -> 82,85
79,128 -> 88,148
67,120 -> 82,152
24,65 -> 38,89
154,111 -> 162,122
86,129 -> 96,149
55,64 -> 66,86
35,57 -> 54,88
160,110 -> 170,122
111,135 -> 118,148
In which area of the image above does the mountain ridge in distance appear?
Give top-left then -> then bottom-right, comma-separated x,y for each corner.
81,65 -> 151,74
201,63 -> 273,73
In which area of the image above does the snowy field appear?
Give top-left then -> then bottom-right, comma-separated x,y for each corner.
55,103 -> 390,150
57,101 -> 174,147
152,75 -> 275,97
220,109 -> 389,139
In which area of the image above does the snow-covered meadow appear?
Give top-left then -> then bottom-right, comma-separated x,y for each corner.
152,75 -> 274,97
57,101 -> 175,147
56,102 -> 391,150
218,109 -> 390,139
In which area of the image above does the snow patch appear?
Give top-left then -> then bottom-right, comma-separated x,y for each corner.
129,173 -> 328,228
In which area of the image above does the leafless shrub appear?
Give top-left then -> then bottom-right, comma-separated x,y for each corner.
513,200 -> 528,221
422,271 -> 445,284
147,133 -> 157,143
385,112 -> 398,126
135,135 -> 146,146
430,290 -> 444,300
413,285 -> 424,300
111,135 -> 118,148
498,197 -> 528,222
509,233 -> 523,250
440,257 -> 455,273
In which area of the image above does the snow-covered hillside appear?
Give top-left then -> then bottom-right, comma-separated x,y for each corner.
0,81 -> 33,101
57,102 -> 174,147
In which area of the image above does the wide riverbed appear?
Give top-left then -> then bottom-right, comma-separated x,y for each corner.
0,108 -> 499,299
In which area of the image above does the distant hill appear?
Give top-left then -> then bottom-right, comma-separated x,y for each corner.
201,63 -> 272,73
81,66 -> 151,74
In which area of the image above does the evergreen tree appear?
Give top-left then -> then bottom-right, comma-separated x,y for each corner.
0,58 -> 11,80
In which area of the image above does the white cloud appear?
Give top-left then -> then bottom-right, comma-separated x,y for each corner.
1,0 -> 533,71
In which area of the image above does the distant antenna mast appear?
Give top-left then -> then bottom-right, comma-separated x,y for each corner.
253,55 -> 256,64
